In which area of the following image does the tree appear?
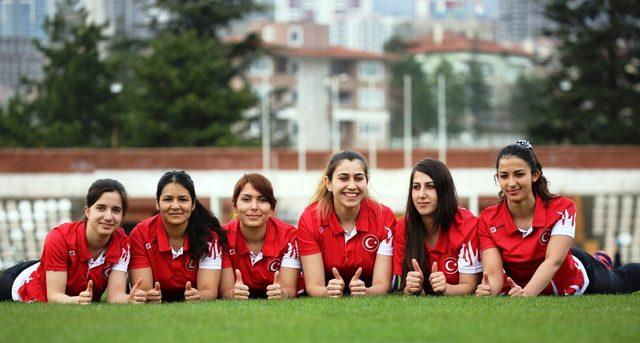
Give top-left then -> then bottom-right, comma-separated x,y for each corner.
540,0 -> 640,144
385,52 -> 435,137
0,0 -> 116,147
466,57 -> 492,134
433,59 -> 466,134
120,0 -> 265,146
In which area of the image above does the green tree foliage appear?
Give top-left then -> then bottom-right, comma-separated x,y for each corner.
467,58 -> 492,134
0,0 -> 116,147
509,74 -> 562,142
120,0 -> 264,146
433,59 -> 466,134
540,0 -> 640,144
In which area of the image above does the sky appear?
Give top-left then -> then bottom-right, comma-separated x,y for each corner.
372,0 -> 499,18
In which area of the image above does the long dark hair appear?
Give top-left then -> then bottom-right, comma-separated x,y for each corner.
309,149 -> 372,221
85,178 -> 128,218
402,159 -> 458,285
156,171 -> 226,261
496,140 -> 556,205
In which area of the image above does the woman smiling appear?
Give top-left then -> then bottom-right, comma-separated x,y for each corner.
297,150 -> 396,297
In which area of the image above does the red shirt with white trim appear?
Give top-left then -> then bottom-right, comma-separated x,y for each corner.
478,196 -> 586,295
221,217 -> 301,298
129,214 -> 223,301
18,221 -> 130,303
393,208 -> 482,290
297,199 -> 396,287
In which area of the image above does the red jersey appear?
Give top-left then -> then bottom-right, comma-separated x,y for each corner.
222,217 -> 301,298
129,214 -> 223,301
478,196 -> 587,295
17,221 -> 130,302
297,199 -> 396,287
393,208 -> 482,290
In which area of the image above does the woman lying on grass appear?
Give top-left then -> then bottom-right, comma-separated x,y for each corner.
128,171 -> 226,302
219,173 -> 302,300
477,140 -> 640,296
0,179 -> 142,304
393,159 -> 482,295
297,150 -> 396,297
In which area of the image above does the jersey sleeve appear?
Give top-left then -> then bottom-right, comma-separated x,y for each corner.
456,217 -> 482,274
199,235 -> 223,270
128,226 -> 151,269
376,205 -> 395,256
111,234 -> 130,273
297,210 -> 321,256
550,203 -> 577,238
281,241 -> 301,269
392,219 -> 406,276
477,214 -> 497,252
41,229 -> 68,271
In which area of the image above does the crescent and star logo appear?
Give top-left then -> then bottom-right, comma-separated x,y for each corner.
444,257 -> 458,274
103,265 -> 112,279
539,229 -> 551,245
362,234 -> 379,252
186,259 -> 198,271
268,259 -> 281,272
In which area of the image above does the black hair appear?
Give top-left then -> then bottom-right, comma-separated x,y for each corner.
402,159 -> 458,290
156,171 -> 226,261
495,140 -> 556,205
86,179 -> 128,217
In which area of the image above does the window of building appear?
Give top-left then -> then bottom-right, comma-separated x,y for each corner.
338,91 -> 353,105
287,26 -> 303,47
357,61 -> 384,81
357,88 -> 384,110
274,57 -> 288,73
331,60 -> 351,76
248,56 -> 273,76
358,121 -> 382,138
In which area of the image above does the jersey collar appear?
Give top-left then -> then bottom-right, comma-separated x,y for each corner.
228,217 -> 277,257
328,199 -> 372,235
502,196 -> 547,234
156,215 -> 190,253
76,221 -> 92,262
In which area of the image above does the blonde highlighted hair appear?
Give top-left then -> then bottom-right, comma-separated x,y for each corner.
309,150 -> 373,221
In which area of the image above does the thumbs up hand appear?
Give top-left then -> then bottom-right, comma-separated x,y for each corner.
128,277 -> 146,304
233,269 -> 250,300
327,267 -> 345,298
404,259 -> 424,295
184,281 -> 200,302
77,279 -> 93,304
146,281 -> 162,303
428,262 -> 447,294
475,272 -> 492,297
266,270 -> 284,300
349,267 -> 366,297
506,277 -> 526,297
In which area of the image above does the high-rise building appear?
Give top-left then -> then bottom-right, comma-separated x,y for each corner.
0,0 -> 55,102
274,0 -> 373,24
273,0 -> 400,52
83,0 -> 151,38
0,0 -> 55,40
496,0 -> 549,43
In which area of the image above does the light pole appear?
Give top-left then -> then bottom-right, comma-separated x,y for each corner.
262,76 -> 270,172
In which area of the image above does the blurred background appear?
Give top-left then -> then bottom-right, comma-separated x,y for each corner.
1,0 -> 639,269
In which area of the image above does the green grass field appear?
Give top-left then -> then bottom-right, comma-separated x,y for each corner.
1,295 -> 639,342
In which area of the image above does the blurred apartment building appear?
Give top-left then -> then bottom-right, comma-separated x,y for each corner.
273,0 -> 403,52
411,0 -> 497,41
245,21 -> 392,150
